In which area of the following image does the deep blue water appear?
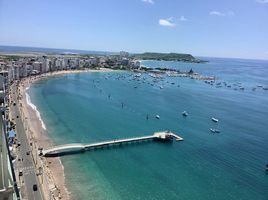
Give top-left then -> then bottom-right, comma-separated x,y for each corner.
29,58 -> 268,200
0,45 -> 113,55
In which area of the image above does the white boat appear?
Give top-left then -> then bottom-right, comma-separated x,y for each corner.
182,111 -> 188,117
210,128 -> 216,133
210,128 -> 220,133
211,117 -> 219,122
156,115 -> 160,119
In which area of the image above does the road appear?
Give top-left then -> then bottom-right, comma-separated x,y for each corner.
10,83 -> 43,200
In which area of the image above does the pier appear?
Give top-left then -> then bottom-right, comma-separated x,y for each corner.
42,131 -> 183,157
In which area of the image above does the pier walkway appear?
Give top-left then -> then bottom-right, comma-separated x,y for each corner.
42,131 -> 183,157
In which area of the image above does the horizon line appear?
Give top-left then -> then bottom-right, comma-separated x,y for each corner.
0,44 -> 267,61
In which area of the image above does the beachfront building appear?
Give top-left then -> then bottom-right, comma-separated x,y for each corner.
130,60 -> 141,69
42,58 -> 52,73
0,73 -> 6,103
0,119 -> 19,200
0,61 -> 6,71
11,65 -> 20,80
68,59 -> 79,69
55,58 -> 66,70
121,58 -> 129,66
32,61 -> 42,73
120,51 -> 129,58
88,57 -> 98,67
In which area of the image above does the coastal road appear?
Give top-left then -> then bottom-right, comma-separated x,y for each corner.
10,83 -> 43,200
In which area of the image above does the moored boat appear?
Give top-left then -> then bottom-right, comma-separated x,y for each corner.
211,117 -> 219,122
210,128 -> 220,133
182,111 -> 188,117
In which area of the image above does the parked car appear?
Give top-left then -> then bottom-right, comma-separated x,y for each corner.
33,184 -> 38,191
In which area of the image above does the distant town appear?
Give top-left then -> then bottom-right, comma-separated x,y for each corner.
0,51 -> 213,84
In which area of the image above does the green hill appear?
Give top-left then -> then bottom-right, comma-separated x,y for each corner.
133,52 -> 206,63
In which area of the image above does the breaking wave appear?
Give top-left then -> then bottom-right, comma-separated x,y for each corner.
26,92 -> 47,130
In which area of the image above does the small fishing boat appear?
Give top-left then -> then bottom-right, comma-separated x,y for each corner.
211,117 -> 219,122
156,115 -> 160,119
182,111 -> 188,117
210,128 -> 220,133
210,128 -> 215,133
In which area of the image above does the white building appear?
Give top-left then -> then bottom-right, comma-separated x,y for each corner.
42,58 -> 51,73
33,61 -> 42,73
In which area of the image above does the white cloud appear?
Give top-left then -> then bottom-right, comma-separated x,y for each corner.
179,16 -> 188,21
209,10 -> 234,17
209,11 -> 225,16
256,0 -> 268,3
159,17 -> 176,27
142,0 -> 154,4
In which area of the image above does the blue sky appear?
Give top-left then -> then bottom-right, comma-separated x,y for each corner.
0,0 -> 267,59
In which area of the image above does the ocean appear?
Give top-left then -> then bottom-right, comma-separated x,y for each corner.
28,57 -> 268,200
0,45 -> 113,55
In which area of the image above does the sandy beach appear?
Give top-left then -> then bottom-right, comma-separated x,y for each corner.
15,68 -> 114,200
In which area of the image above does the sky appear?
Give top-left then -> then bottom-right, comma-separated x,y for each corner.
0,0 -> 268,59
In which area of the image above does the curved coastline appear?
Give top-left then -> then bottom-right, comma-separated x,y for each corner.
17,68 -> 114,200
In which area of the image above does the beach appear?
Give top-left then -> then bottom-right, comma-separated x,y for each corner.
14,68 -> 114,200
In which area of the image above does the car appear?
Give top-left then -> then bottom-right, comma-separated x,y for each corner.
26,151 -> 30,155
16,115 -> 19,118
19,170 -> 23,176
33,184 -> 38,191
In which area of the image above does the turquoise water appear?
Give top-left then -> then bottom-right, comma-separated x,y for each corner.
29,58 -> 268,200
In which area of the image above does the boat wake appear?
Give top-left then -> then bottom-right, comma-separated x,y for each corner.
26,92 -> 47,130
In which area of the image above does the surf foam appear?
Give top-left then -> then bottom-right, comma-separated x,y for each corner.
26,92 -> 47,130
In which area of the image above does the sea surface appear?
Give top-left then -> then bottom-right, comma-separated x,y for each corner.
28,58 -> 268,200
0,45 -> 113,55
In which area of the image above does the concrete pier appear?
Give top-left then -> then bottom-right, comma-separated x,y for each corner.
42,131 -> 183,157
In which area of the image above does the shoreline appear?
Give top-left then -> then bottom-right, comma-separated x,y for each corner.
16,68 -> 114,200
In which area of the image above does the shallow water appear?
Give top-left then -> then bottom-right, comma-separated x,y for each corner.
29,57 -> 268,200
